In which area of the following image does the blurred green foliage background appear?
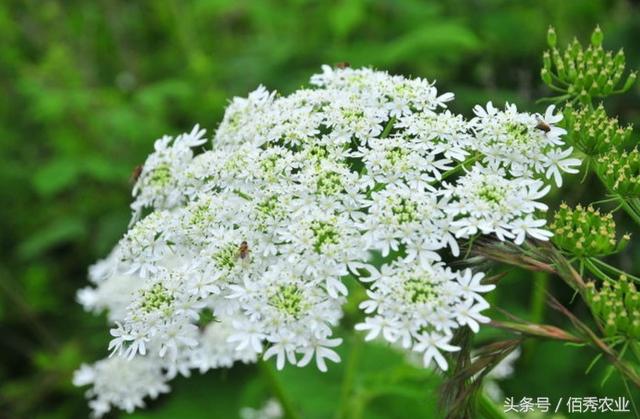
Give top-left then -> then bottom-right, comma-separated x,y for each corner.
1,1 -> 640,418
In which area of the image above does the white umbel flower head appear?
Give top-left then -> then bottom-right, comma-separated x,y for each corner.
75,65 -> 578,415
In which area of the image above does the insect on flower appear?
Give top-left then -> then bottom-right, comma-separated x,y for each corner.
130,164 -> 144,185
334,61 -> 350,69
238,241 -> 250,260
535,117 -> 551,133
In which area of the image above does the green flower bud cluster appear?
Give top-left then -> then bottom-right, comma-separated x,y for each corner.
391,197 -> 419,224
542,26 -> 636,103
213,243 -> 239,269
140,283 -> 174,314
405,277 -> 436,304
148,164 -> 172,187
550,203 -> 629,257
585,275 -> 640,338
595,148 -> 640,198
562,103 -> 632,156
268,284 -> 307,319
317,171 -> 343,195
310,220 -> 340,253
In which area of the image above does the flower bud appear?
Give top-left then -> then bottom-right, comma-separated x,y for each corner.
614,49 -> 625,67
590,293 -> 603,317
551,204 -> 627,257
545,26 -> 633,100
621,72 -> 637,93
591,26 -> 603,47
616,311 -> 629,332
631,317 -> 640,338
547,26 -> 557,48
605,316 -> 617,335
541,68 -> 552,86
625,291 -> 639,312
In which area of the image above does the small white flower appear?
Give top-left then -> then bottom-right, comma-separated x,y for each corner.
297,337 -> 342,372
355,316 -> 400,343
457,270 -> 495,299
454,299 -> 491,333
263,332 -> 299,370
228,321 -> 266,354
413,332 -> 460,371
543,147 -> 581,187
510,216 -> 553,244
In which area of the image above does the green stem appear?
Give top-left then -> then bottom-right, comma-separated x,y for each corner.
380,117 -> 396,138
580,157 -> 591,183
535,93 -> 574,104
259,361 -> 302,419
530,272 -> 549,324
590,258 -> 640,283
438,154 -> 480,184
622,376 -> 640,419
631,341 -> 640,364
590,196 -> 620,205
477,393 -> 508,419
582,258 -> 615,283
234,189 -> 252,200
336,335 -> 362,419
619,341 -> 629,358
523,272 -> 549,363
619,198 -> 640,226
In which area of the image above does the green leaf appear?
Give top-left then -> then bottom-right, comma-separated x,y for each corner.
127,368 -> 261,419
32,159 -> 82,196
23,265 -> 56,312
17,218 -> 86,259
329,0 -> 366,39
379,23 -> 480,65
81,155 -> 131,183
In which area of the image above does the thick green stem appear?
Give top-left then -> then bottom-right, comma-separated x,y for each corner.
524,272 -> 549,363
619,198 -> 640,226
622,377 -> 640,419
259,361 -> 302,419
336,335 -> 362,419
477,393 -> 508,419
631,341 -> 640,364
629,198 -> 640,214
530,272 -> 549,324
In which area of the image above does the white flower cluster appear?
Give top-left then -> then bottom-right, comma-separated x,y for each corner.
73,356 -> 170,417
240,399 -> 283,419
75,65 -> 578,416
